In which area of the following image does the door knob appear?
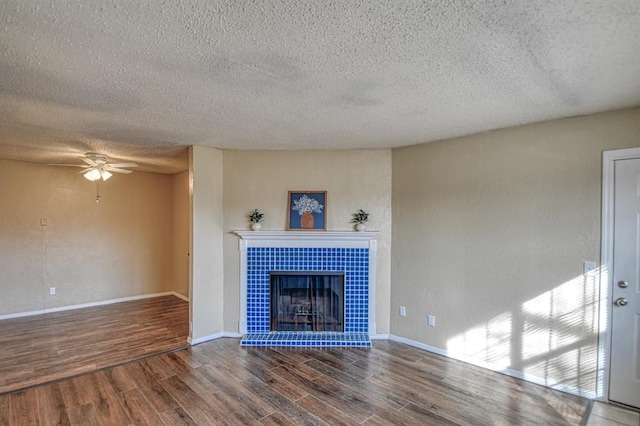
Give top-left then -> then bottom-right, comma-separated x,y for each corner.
617,280 -> 629,288
614,298 -> 628,306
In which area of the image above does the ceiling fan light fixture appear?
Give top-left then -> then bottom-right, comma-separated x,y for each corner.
84,168 -> 102,181
52,153 -> 137,181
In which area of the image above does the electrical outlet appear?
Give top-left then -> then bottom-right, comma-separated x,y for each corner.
400,306 -> 406,317
428,315 -> 436,327
40,218 -> 47,226
583,261 -> 597,276
49,287 -> 56,296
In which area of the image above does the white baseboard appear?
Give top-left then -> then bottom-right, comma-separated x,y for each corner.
388,334 -> 596,399
188,331 -> 243,345
0,291 -> 189,321
370,333 -> 390,340
171,292 -> 190,302
388,334 -> 449,356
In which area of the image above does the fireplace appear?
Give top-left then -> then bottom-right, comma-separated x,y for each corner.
234,231 -> 377,347
270,271 -> 344,332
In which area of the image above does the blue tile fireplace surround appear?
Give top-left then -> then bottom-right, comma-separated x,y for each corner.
233,231 -> 378,347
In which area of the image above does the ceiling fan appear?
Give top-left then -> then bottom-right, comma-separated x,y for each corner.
50,152 -> 138,181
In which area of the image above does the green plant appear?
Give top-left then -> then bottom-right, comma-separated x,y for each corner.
351,209 -> 369,224
248,209 -> 264,224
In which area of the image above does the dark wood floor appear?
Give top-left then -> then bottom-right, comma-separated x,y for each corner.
0,336 -> 589,425
0,295 -> 189,394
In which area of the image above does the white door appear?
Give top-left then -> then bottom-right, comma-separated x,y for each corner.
609,157 -> 640,409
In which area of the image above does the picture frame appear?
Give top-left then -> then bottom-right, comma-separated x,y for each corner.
287,191 -> 327,231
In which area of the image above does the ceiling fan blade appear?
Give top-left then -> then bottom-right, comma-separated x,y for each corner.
82,158 -> 98,166
108,167 -> 134,174
107,162 -> 138,168
48,164 -> 88,168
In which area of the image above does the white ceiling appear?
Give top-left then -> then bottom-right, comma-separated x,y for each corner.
1,1 -> 639,173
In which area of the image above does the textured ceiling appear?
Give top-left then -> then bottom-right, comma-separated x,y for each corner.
1,1 -> 639,173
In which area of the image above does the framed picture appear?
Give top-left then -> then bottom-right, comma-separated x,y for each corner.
287,191 -> 327,231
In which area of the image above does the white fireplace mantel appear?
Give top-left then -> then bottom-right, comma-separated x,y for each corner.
233,230 -> 378,250
233,230 -> 378,336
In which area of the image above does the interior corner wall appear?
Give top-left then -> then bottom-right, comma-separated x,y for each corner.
189,146 -> 224,341
390,107 -> 640,397
172,170 -> 190,298
0,159 -> 175,316
221,150 -> 392,335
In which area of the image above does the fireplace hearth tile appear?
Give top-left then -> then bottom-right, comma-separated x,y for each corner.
240,331 -> 371,347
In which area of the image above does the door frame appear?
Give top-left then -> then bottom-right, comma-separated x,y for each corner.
599,146 -> 640,402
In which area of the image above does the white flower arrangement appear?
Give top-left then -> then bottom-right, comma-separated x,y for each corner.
292,194 -> 324,215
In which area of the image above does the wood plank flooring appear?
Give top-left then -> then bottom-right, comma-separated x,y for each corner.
0,337 -> 589,425
0,295 -> 189,394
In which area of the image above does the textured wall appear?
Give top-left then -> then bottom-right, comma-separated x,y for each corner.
0,159 -> 175,315
189,146 -> 224,340
172,171 -> 189,298
391,107 -> 640,396
222,150 -> 392,334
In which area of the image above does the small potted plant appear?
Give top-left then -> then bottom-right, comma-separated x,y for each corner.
248,209 -> 264,231
351,209 -> 369,231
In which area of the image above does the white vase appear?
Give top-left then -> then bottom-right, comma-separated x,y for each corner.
251,222 -> 262,231
355,223 -> 366,232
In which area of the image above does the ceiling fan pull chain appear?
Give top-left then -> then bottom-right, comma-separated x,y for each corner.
96,182 -> 100,203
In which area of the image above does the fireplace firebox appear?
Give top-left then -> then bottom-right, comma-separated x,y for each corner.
270,271 -> 344,332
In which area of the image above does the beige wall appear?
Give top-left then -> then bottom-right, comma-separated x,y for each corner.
391,107 -> 640,396
0,159 -> 175,315
5,106 -> 639,397
172,171 -> 190,298
222,150 -> 392,334
189,146 -> 224,340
